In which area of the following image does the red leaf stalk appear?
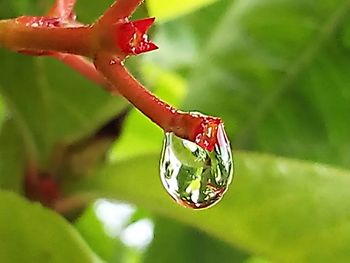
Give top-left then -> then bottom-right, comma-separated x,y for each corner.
0,0 -> 225,151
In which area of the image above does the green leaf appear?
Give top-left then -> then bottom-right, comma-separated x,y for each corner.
0,120 -> 25,192
145,0 -> 233,72
0,51 -> 125,164
341,16 -> 350,47
75,0 -> 114,23
0,3 -> 127,164
147,0 -> 219,22
75,203 -> 124,262
0,191 -> 102,262
0,95 -> 5,127
181,0 -> 350,167
144,216 -> 249,263
245,257 -> 272,263
75,152 -> 350,262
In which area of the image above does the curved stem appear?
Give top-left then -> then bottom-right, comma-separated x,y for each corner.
99,0 -> 145,25
94,53 -> 213,144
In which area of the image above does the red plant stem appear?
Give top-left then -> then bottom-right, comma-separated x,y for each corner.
0,0 -> 224,150
0,18 -> 108,88
0,20 -> 94,56
47,0 -> 107,88
94,53 -> 205,142
48,0 -> 77,18
99,0 -> 144,25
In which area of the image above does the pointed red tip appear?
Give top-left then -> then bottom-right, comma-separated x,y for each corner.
132,17 -> 155,33
116,17 -> 158,56
146,42 -> 159,52
133,41 -> 159,55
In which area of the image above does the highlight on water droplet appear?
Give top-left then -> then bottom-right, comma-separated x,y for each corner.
160,123 -> 234,209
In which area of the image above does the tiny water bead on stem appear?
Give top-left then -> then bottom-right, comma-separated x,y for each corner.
0,0 -> 234,209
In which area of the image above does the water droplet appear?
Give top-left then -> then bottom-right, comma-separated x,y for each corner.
109,59 -> 117,65
160,124 -> 234,209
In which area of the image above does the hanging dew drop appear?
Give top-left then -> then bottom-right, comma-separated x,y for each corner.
160,123 -> 234,209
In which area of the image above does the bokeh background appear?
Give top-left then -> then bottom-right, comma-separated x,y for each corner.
1,0 -> 350,262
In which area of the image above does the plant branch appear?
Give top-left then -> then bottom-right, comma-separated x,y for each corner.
48,0 -> 77,19
0,0 -> 225,151
0,19 -> 94,56
94,53 -> 222,150
99,0 -> 145,25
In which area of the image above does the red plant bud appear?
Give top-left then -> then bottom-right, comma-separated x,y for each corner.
116,17 -> 158,55
25,173 -> 60,206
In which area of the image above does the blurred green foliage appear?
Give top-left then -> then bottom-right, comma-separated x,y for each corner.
1,0 -> 350,262
0,191 -> 101,262
147,0 -> 218,22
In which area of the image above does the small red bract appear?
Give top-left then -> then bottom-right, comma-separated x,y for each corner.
0,0 -> 228,152
116,17 -> 158,55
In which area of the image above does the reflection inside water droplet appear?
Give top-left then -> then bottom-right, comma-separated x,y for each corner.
160,124 -> 234,209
